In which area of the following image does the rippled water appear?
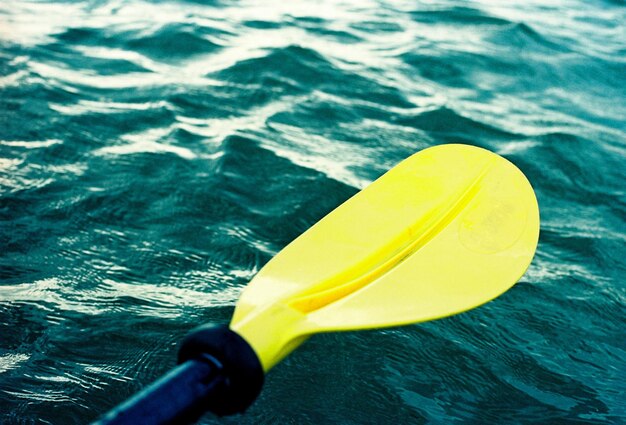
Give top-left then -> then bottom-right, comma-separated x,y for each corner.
1,0 -> 625,423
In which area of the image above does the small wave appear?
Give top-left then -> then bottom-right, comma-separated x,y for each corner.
124,23 -> 224,61
56,22 -> 226,62
410,6 -> 511,26
95,127 -> 197,160
393,106 -> 521,141
0,139 -> 62,149
212,44 -> 331,86
290,15 -> 363,42
400,53 -> 469,87
95,140 -> 196,160
487,22 -> 572,53
212,44 -> 414,108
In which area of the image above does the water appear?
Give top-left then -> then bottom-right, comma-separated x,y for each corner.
1,0 -> 625,423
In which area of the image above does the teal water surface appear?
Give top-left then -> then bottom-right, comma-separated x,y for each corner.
1,0 -> 625,423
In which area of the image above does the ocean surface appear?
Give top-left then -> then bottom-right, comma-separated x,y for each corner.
1,0 -> 625,423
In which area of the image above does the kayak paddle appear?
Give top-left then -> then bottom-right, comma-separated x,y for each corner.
93,144 -> 540,424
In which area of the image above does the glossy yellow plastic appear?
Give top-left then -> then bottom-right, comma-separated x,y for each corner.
230,144 -> 540,371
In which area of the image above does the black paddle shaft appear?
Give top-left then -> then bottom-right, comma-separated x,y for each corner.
92,324 -> 264,425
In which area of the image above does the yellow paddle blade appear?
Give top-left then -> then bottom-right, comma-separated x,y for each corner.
230,144 -> 540,371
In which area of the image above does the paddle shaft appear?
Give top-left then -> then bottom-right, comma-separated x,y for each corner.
92,324 -> 265,424
93,357 -> 224,425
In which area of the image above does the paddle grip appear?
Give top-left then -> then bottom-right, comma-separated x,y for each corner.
178,323 -> 265,416
92,324 -> 264,425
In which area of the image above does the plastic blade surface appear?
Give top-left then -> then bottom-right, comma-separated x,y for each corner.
231,144 -> 539,370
